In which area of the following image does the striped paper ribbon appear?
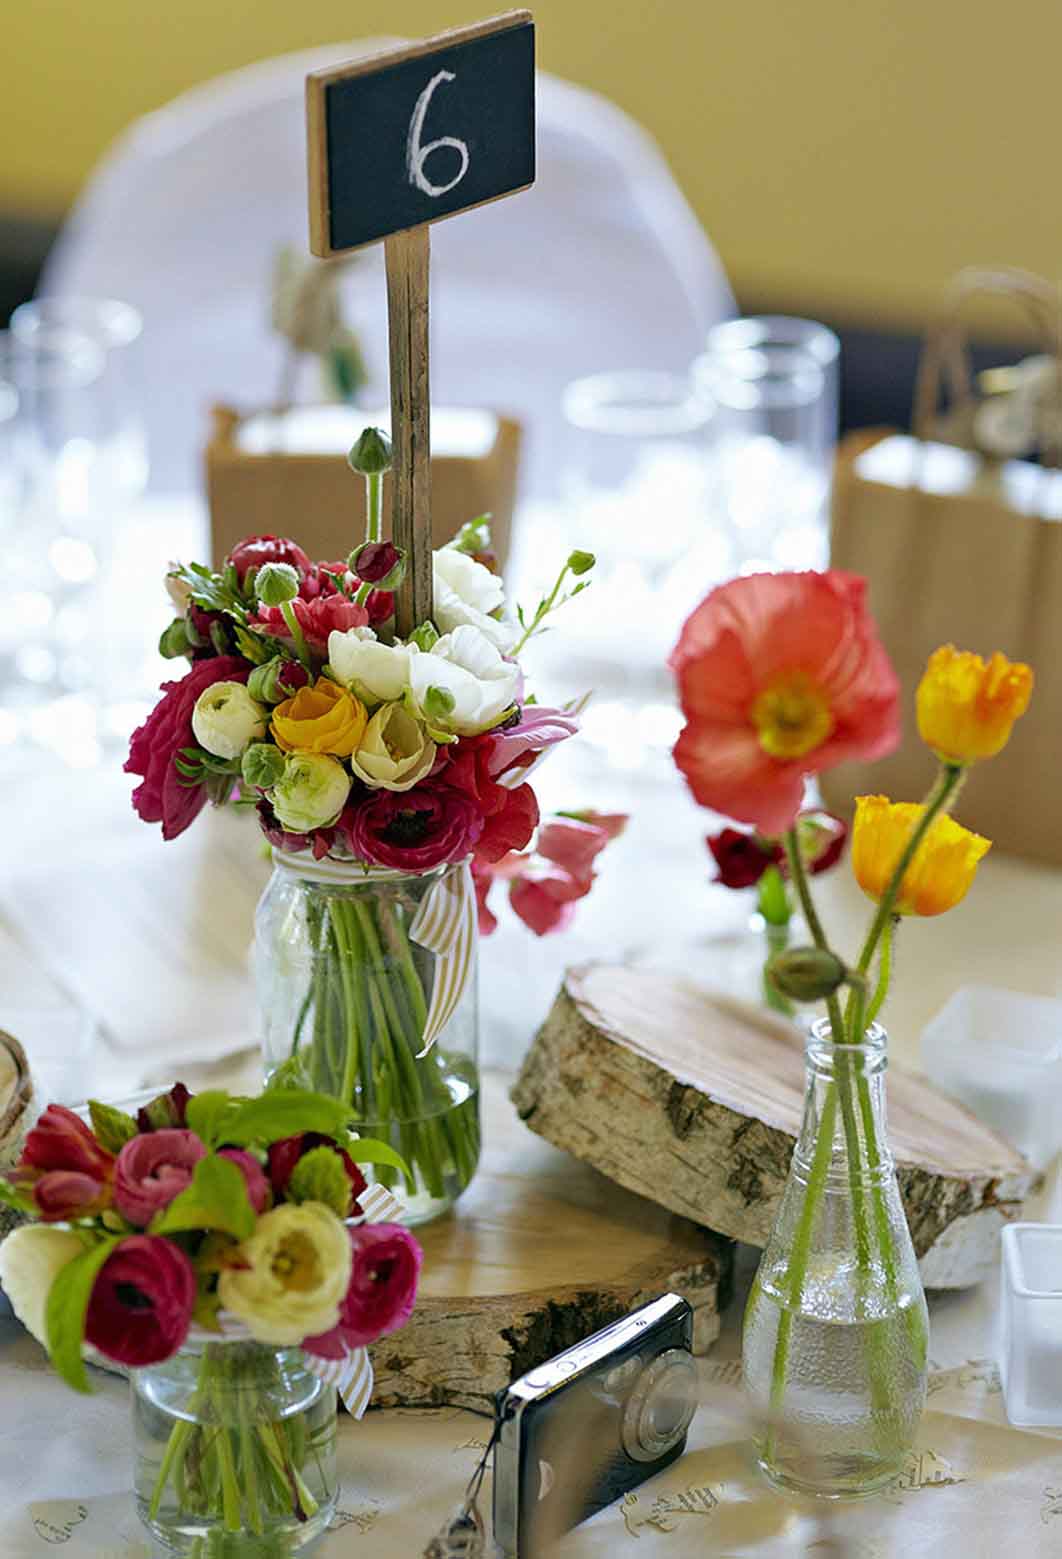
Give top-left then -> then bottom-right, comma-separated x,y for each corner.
407,859 -> 477,1057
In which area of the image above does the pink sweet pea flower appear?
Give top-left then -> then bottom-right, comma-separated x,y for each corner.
485,706 -> 581,780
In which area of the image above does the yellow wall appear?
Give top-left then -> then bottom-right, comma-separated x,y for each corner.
5,1 -> 1057,328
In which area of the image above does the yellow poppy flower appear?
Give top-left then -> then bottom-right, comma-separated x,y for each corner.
916,645 -> 1032,763
271,678 -> 367,757
852,795 -> 991,916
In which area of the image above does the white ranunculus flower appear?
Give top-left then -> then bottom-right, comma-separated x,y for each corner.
218,1201 -> 352,1345
433,548 -> 511,648
272,753 -> 351,833
351,703 -> 437,791
192,681 -> 268,760
409,624 -> 520,737
0,1224 -> 86,1347
327,627 -> 411,706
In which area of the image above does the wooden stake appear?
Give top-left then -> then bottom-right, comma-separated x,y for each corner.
385,226 -> 433,636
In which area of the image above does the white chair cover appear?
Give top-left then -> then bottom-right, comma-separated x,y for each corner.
42,41 -> 734,499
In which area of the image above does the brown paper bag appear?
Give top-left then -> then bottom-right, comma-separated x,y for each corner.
823,270 -> 1062,864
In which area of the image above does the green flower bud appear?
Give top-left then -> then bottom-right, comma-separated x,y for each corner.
766,946 -> 848,1004
567,549 -> 595,576
248,656 -> 307,704
347,426 -> 393,476
450,517 -> 492,557
242,742 -> 287,790
408,620 -> 439,653
255,562 -> 300,606
421,685 -> 456,723
158,617 -> 191,659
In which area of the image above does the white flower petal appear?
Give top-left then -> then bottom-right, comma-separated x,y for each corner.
0,1225 -> 85,1347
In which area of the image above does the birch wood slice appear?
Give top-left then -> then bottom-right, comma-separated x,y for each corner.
369,1070 -> 732,1411
511,964 -> 1037,1291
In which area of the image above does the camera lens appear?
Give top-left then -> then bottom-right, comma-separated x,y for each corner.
620,1349 -> 698,1463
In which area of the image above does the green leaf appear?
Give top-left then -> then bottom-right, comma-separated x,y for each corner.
344,1135 -> 410,1178
219,1091 -> 351,1148
288,1146 -> 352,1216
152,1154 -> 255,1241
87,1101 -> 137,1155
185,1091 -> 235,1150
45,1236 -> 120,1393
0,1176 -> 37,1215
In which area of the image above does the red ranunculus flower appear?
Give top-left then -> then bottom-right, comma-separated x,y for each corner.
364,589 -> 395,627
125,655 -> 251,840
217,1148 -> 272,1214
227,535 -> 312,586
85,1236 -> 196,1367
343,783 -> 483,871
351,541 -> 401,584
113,1129 -> 207,1227
303,1223 -> 421,1358
267,1133 -> 366,1216
436,735 -> 540,865
22,1105 -> 114,1180
250,595 -> 369,655
670,571 -> 900,835
707,826 -> 782,890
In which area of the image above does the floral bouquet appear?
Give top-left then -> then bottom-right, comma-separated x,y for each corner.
0,1083 -> 420,1554
705,808 -> 847,1013
671,569 -> 1033,1494
126,427 -> 619,1219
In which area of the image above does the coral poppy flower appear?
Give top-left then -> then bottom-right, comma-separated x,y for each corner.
916,645 -> 1033,763
851,795 -> 991,916
670,572 -> 900,835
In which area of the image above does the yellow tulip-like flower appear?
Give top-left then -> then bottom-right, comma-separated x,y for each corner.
350,702 -> 437,791
852,795 -> 991,916
272,677 -> 367,757
218,1201 -> 352,1345
916,645 -> 1032,763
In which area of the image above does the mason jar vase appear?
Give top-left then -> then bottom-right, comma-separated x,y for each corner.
256,852 -> 481,1225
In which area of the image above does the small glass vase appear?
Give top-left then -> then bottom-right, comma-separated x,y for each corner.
256,852 -> 481,1225
132,1339 -> 337,1555
742,1020 -> 928,1498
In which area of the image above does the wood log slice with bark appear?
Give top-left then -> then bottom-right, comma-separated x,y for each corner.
369,1070 -> 731,1412
511,964 -> 1036,1290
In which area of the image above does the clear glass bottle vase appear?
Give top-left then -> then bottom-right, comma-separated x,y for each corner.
742,1019 -> 928,1498
256,852 -> 481,1225
132,1338 -> 338,1555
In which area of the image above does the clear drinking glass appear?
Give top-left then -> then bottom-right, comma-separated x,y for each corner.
5,299 -> 146,763
694,316 -> 839,573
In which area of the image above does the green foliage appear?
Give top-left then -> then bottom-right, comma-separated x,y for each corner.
169,561 -> 251,623
287,1147 -> 352,1217
219,1091 -> 351,1148
0,1177 -> 37,1216
45,1237 -> 119,1393
87,1100 -> 137,1155
341,1134 -> 410,1178
448,516 -> 492,556
152,1155 -> 255,1241
408,620 -> 439,653
512,551 -> 595,655
185,1091 -> 238,1150
158,617 -> 191,660
756,864 -> 792,927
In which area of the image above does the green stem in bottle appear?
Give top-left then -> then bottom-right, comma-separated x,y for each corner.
783,831 -> 845,1044
864,917 -> 895,1031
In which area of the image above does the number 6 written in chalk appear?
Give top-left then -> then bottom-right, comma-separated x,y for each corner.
406,70 -> 470,198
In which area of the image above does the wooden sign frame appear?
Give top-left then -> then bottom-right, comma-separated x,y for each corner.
305,13 -> 536,637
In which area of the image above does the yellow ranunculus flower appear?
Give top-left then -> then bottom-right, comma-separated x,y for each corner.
218,1201 -> 352,1346
350,702 -> 437,791
916,645 -> 1033,763
272,677 -> 366,757
852,795 -> 991,916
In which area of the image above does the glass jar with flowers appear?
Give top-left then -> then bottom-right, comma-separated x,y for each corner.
0,1082 -> 421,1554
671,570 -> 1033,1497
126,428 -> 621,1223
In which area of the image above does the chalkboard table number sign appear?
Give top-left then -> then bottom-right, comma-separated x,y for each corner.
306,10 -> 536,635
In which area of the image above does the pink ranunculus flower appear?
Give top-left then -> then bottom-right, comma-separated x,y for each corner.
113,1130 -> 207,1226
670,571 -> 900,836
125,655 -> 252,840
343,782 -> 483,871
226,534 -> 312,587
303,1223 -> 422,1359
85,1235 -> 196,1367
250,594 -> 368,655
218,1148 -> 272,1215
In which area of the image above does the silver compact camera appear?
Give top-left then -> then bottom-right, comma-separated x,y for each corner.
492,1294 -> 696,1556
